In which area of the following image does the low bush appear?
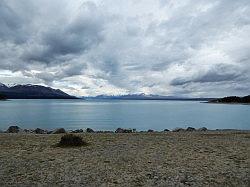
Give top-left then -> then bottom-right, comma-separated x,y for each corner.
57,134 -> 88,147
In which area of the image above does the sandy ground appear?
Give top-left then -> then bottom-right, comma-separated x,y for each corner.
0,131 -> 249,186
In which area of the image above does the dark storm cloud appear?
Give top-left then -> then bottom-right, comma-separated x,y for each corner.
171,64 -> 242,86
0,0 -> 36,44
0,1 -> 23,42
171,72 -> 240,86
22,2 -> 104,64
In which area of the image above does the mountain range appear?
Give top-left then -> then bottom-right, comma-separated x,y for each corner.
0,83 -> 76,99
2,83 -> 247,102
83,93 -> 213,101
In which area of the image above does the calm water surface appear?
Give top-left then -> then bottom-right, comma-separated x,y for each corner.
0,99 -> 249,130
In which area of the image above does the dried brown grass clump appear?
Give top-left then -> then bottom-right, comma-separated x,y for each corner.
57,134 -> 88,147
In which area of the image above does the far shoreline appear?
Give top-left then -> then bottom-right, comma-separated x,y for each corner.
204,101 -> 250,105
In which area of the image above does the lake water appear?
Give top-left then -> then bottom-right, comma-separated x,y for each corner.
0,99 -> 249,131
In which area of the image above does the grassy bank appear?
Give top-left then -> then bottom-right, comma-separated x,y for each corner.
0,131 -> 249,186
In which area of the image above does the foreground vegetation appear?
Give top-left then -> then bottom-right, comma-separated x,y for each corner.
56,134 -> 88,147
0,131 -> 249,186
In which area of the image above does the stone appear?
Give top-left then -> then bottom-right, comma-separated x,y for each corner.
180,174 -> 189,184
34,128 -> 47,134
198,127 -> 208,131
86,128 -> 95,133
115,128 -> 124,133
186,127 -> 196,131
72,129 -> 84,133
123,129 -> 133,133
6,126 -> 22,133
52,128 -> 66,134
115,128 -> 132,133
164,129 -> 170,132
96,131 -> 114,133
172,128 -> 185,132
148,129 -> 154,132
23,129 -> 31,133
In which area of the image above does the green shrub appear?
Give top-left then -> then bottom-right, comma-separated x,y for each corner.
57,134 -> 88,147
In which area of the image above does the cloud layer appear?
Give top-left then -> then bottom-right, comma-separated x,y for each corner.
0,0 -> 250,97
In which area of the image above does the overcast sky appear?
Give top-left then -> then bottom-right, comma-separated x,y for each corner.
0,0 -> 250,97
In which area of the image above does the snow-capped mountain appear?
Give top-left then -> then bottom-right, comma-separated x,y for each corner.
0,83 -> 76,99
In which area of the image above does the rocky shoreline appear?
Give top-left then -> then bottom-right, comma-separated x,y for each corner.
1,125 -> 212,134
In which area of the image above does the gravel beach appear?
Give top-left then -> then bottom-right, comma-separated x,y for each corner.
0,131 -> 249,186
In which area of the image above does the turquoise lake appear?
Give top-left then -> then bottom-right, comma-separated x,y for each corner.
0,99 -> 249,131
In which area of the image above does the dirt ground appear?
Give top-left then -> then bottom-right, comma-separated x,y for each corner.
0,131 -> 249,186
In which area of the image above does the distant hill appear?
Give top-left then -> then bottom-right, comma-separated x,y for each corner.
0,83 -> 77,99
0,93 -> 7,100
84,93 -> 212,101
209,95 -> 250,104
